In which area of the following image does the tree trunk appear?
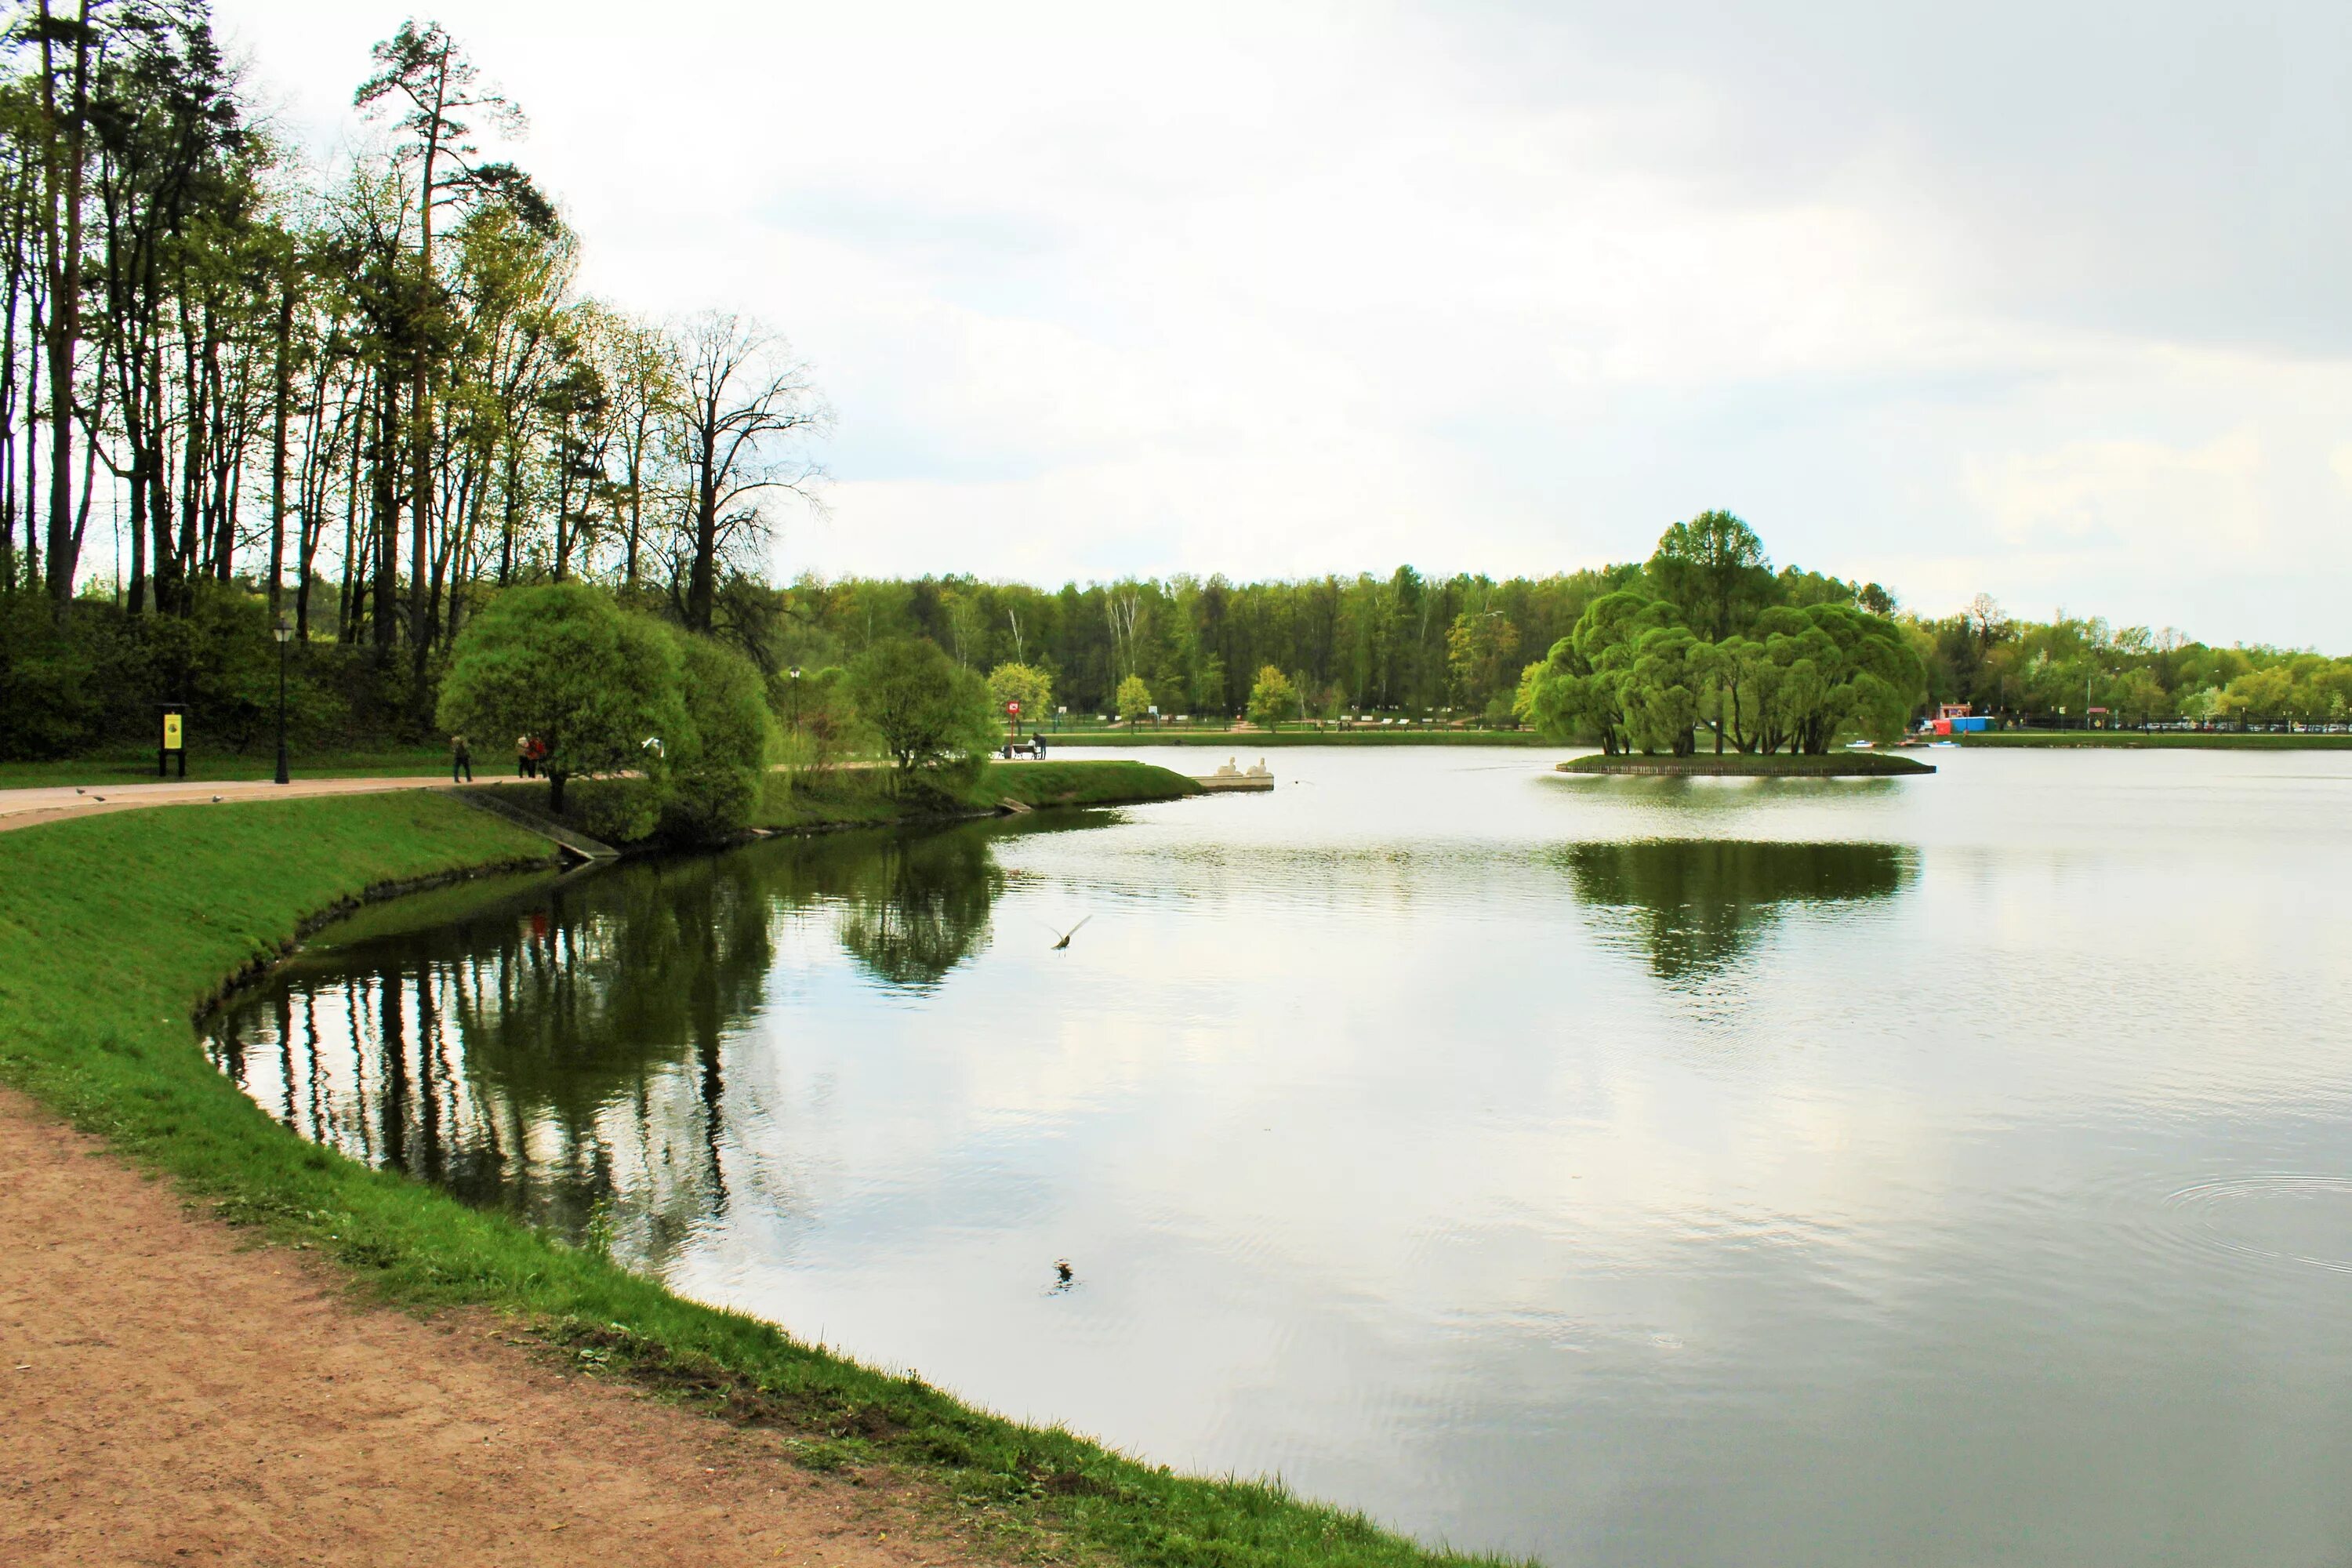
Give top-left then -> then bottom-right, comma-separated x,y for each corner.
408,68 -> 444,714
39,1 -> 91,615
267,276 -> 293,620
373,375 -> 397,652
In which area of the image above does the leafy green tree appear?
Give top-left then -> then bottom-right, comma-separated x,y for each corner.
435,583 -> 683,812
1247,666 -> 1300,729
1737,603 -> 1922,752
1514,590 -> 1681,752
1622,626 -> 1706,754
775,664 -> 855,771
1647,510 -> 1773,642
1116,673 -> 1154,727
847,637 -> 995,772
985,662 -> 1052,734
661,630 -> 774,834
1445,610 -> 1521,709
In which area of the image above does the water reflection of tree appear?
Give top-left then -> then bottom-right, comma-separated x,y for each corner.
795,823 -> 1006,990
1562,839 -> 1912,979
209,852 -> 783,1260
209,822 -> 1020,1269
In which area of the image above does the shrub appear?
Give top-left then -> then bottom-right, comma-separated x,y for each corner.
847,637 -> 996,773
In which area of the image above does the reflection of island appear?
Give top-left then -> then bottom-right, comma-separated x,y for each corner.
207,820 -> 1021,1265
1562,839 -> 1913,979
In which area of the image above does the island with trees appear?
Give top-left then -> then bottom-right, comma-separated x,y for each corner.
1516,512 -> 1935,774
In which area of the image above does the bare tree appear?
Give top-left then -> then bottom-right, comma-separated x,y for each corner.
666,310 -> 823,633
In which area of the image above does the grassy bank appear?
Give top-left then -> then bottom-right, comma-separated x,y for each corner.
1560,750 -> 1934,776
754,757 -> 1202,827
1043,728 -> 1550,748
480,758 -> 1204,841
1958,729 -> 2352,750
0,790 -> 1487,1568
0,746 -> 452,788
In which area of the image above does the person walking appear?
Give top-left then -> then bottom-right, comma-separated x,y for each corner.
516,734 -> 534,779
452,734 -> 474,783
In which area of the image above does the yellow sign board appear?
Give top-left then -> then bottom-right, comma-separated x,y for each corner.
162,713 -> 183,750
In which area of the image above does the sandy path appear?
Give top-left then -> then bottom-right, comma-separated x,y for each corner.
0,774 -> 484,834
0,1089 -> 966,1567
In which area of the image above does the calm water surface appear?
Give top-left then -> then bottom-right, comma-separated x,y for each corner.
211,748 -> 2352,1565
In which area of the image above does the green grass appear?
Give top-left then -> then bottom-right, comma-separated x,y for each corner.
0,746 -> 452,788
1560,750 -> 1934,776
463,760 -> 1203,840
1041,728 -> 1551,747
989,758 -> 1204,807
0,790 -> 1501,1568
750,759 -> 1200,833
1958,729 -> 2352,749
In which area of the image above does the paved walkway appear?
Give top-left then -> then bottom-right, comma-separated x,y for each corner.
0,774 -> 483,834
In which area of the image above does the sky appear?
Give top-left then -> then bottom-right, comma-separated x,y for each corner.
212,0 -> 2352,648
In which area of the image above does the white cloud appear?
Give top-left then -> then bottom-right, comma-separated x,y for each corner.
212,0 -> 2352,648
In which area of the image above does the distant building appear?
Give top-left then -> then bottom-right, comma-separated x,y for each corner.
1925,702 -> 1990,735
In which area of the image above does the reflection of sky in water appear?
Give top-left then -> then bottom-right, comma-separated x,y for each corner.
213,749 -> 2352,1566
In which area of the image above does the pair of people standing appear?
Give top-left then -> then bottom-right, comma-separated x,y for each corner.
450,734 -> 549,782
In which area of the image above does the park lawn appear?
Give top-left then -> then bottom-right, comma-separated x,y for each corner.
0,788 -> 1487,1568
0,746 -> 452,788
1958,730 -> 2352,749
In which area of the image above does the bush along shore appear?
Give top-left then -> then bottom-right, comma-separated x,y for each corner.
1559,750 -> 1934,777
0,789 -> 1515,1568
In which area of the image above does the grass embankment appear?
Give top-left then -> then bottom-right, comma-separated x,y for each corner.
0,746 -> 450,788
0,790 -> 1483,1568
487,758 -> 1205,841
746,760 -> 1199,832
1958,729 -> 2352,750
1560,750 -> 1933,776
1044,728 -> 1548,748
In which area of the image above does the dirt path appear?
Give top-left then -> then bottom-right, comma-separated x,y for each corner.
0,1089 -> 967,1567
0,775 -> 480,835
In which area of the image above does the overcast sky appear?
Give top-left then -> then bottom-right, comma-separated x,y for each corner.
214,0 -> 2352,648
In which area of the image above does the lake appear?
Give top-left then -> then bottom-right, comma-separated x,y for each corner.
209,747 -> 2352,1566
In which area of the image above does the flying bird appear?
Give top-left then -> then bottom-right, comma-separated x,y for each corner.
1046,916 -> 1091,951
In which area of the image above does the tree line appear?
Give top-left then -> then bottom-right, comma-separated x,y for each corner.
0,2 -> 821,753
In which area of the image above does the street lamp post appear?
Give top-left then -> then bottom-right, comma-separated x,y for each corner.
273,615 -> 292,785
788,666 -> 802,732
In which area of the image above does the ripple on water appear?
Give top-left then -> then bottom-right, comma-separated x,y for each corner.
2162,1175 -> 2352,1276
